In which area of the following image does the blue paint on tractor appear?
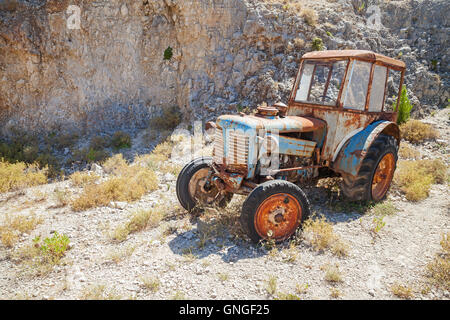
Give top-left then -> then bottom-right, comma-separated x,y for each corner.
333,120 -> 394,177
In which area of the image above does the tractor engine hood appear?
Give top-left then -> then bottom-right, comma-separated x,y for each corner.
216,114 -> 326,134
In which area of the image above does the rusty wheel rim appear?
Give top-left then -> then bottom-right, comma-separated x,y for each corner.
254,193 -> 302,241
371,153 -> 395,201
188,168 -> 219,206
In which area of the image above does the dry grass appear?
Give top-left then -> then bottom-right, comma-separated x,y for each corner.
111,205 -> 166,242
391,282 -> 414,299
400,120 -> 438,144
302,216 -> 350,257
52,188 -> 71,208
426,233 -> 450,291
323,264 -> 343,283
330,288 -> 342,298
106,245 -> 136,264
141,275 -> 161,293
0,160 -> 47,193
71,155 -> 158,211
69,172 -> 100,187
301,8 -> 318,26
266,275 -> 278,296
0,213 -> 42,247
394,159 -> 447,201
80,284 -> 122,300
398,143 -> 421,160
371,201 -> 397,216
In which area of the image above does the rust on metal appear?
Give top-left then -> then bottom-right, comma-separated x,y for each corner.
188,168 -> 221,205
371,152 -> 395,201
254,193 -> 302,241
301,50 -> 406,69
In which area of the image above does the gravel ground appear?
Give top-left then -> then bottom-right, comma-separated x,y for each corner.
0,109 -> 448,300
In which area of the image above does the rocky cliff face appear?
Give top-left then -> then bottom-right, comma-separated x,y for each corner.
0,0 -> 448,135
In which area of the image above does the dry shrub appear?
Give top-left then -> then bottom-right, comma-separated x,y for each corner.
149,106 -> 182,131
323,264 -> 343,283
391,282 -> 414,299
302,216 -> 349,257
398,143 -> 421,160
426,233 -> 449,291
69,172 -> 100,187
0,213 -> 42,247
301,8 -> 318,26
71,155 -> 158,211
112,205 -> 166,242
0,160 -> 47,193
80,284 -> 122,300
394,159 -> 447,201
400,120 -> 438,144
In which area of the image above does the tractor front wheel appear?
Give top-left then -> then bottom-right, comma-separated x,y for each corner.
176,157 -> 232,211
240,180 -> 311,243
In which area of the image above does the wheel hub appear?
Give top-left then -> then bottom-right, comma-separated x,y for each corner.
254,193 -> 302,241
371,153 -> 395,201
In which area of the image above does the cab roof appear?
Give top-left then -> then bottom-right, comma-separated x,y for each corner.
301,50 -> 405,69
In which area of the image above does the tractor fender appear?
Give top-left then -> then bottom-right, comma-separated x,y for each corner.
332,120 -> 400,177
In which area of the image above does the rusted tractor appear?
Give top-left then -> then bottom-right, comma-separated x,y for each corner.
176,50 -> 405,243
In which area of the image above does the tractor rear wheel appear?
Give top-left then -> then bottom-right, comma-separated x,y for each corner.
341,134 -> 398,202
240,180 -> 310,243
176,157 -> 232,211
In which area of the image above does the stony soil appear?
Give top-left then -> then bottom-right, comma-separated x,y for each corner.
0,108 -> 448,300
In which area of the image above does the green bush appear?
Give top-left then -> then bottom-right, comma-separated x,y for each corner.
164,46 -> 173,60
312,37 -> 323,51
111,131 -> 132,150
396,86 -> 413,125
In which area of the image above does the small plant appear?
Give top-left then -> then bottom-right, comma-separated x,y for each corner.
141,276 -> 161,293
301,8 -> 318,26
430,59 -> 438,71
111,131 -> 132,150
302,216 -> 349,257
164,46 -> 173,60
53,188 -> 71,208
171,291 -> 185,300
330,288 -> 342,298
111,205 -> 165,242
296,283 -> 309,295
217,273 -> 229,282
395,86 -> 413,125
70,172 -> 100,187
311,37 -> 324,51
398,143 -> 420,160
80,284 -> 122,300
107,245 -> 135,264
400,120 -> 438,144
149,106 -> 182,131
266,275 -> 278,296
425,233 -> 449,290
0,213 -> 42,247
324,264 -> 343,283
391,282 -> 414,299
371,215 -> 386,235
326,31 -> 333,37
37,232 -> 70,263
394,159 -> 447,201
371,201 -> 397,216
276,292 -> 301,300
89,135 -> 111,151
